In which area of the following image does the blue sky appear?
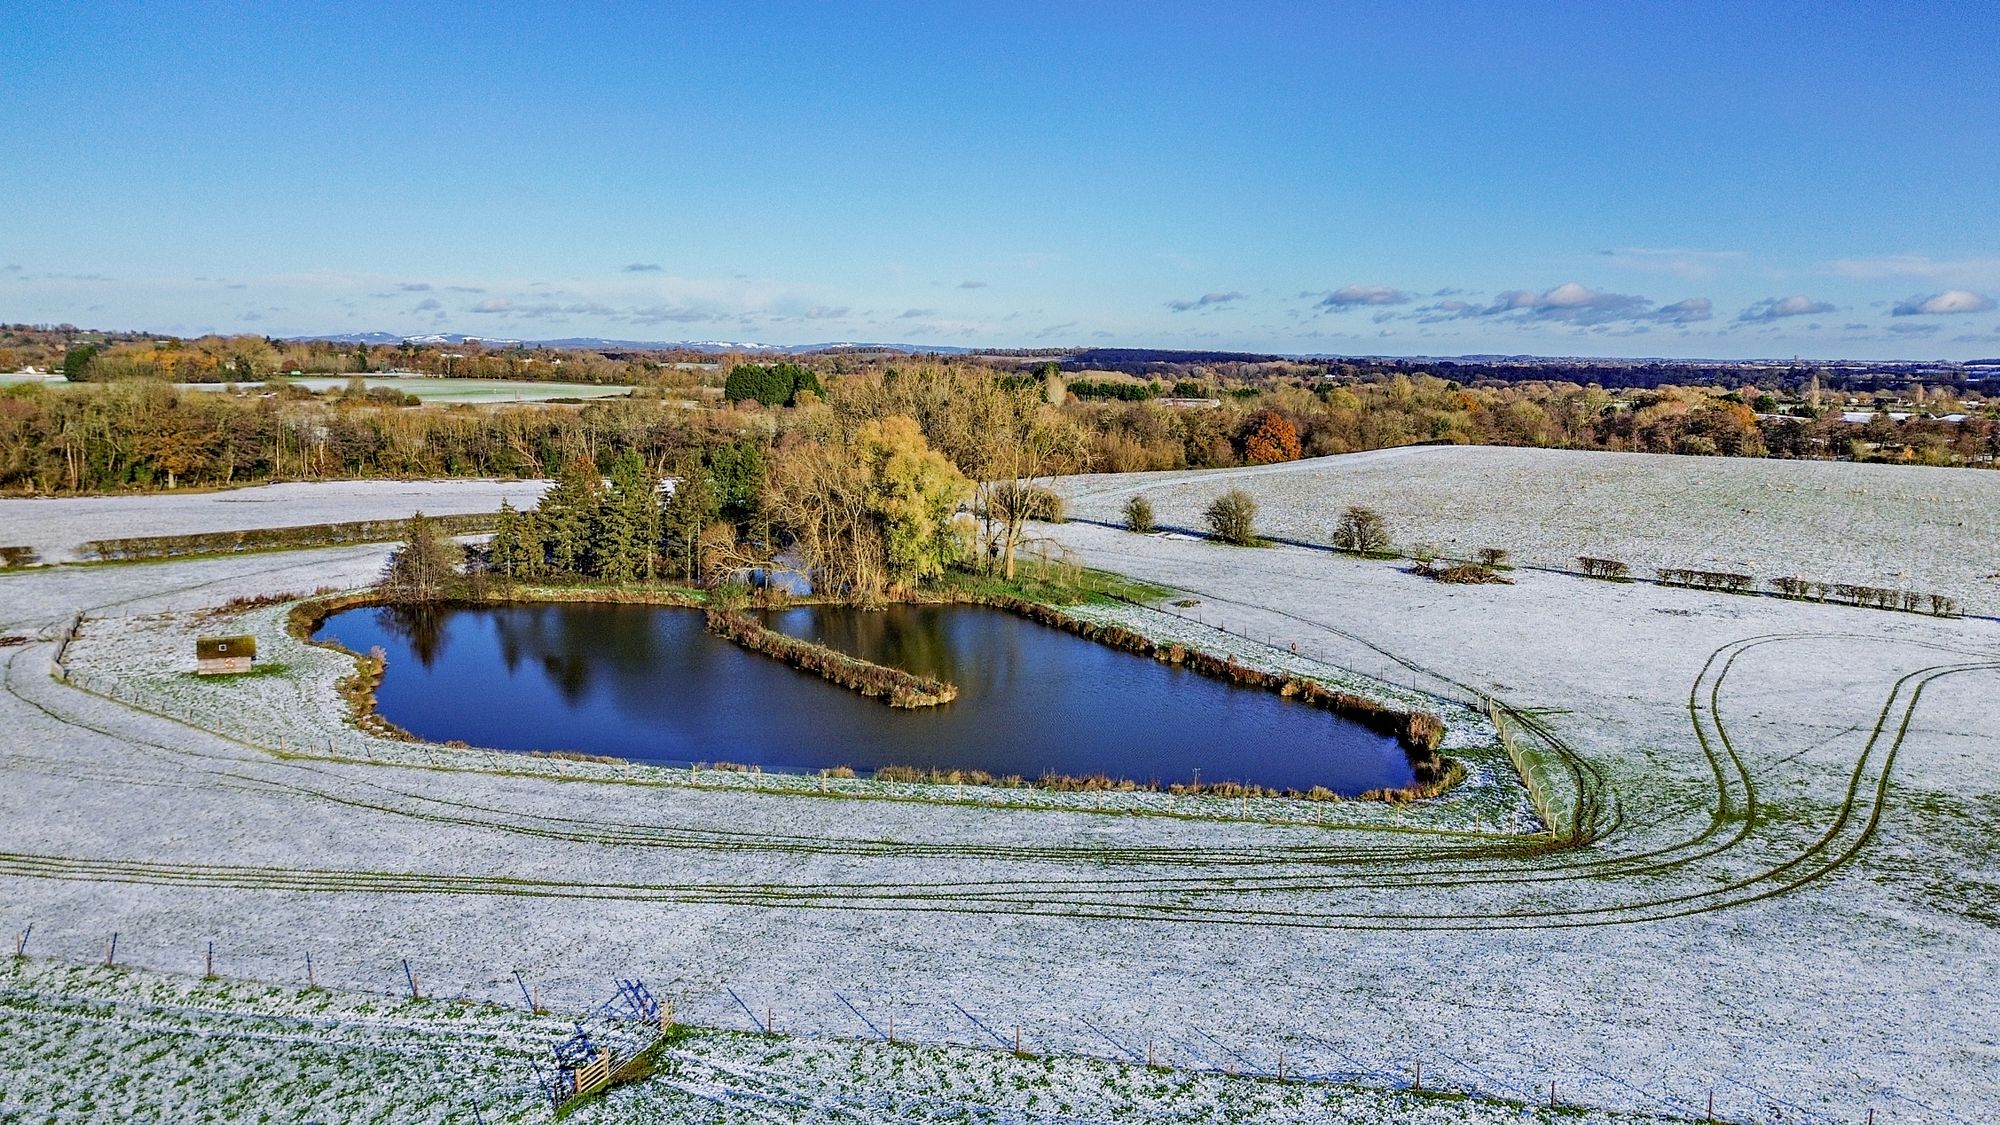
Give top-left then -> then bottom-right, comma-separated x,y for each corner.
4,2 -> 1997,359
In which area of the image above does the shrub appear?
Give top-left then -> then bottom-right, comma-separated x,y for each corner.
989,482 -> 1065,524
1123,494 -> 1156,534
1204,489 -> 1259,545
1332,505 -> 1390,554
1658,568 -> 1755,593
1576,556 -> 1631,580
1477,547 -> 1511,569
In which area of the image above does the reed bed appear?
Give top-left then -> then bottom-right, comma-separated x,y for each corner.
954,593 -> 1455,801
704,608 -> 959,709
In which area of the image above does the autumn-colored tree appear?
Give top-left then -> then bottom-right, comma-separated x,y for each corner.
768,410 -> 971,599
1240,408 -> 1301,465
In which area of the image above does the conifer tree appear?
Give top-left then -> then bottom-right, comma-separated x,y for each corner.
593,451 -> 660,583
538,456 -> 603,576
488,499 -> 523,578
660,461 -> 720,583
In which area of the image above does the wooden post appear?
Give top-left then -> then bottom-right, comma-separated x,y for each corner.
105,932 -> 117,967
205,941 -> 214,978
1413,1059 -> 1421,1091
887,1014 -> 895,1043
307,952 -> 316,989
1014,1025 -> 1023,1054
1146,1039 -> 1154,1067
661,999 -> 673,1033
765,1006 -> 774,1034
403,958 -> 419,999
14,925 -> 29,958
1549,1082 -> 1556,1109
1706,1090 -> 1714,1122
1278,1049 -> 1286,1081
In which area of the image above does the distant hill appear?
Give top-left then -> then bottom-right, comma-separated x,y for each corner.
287,332 -> 974,355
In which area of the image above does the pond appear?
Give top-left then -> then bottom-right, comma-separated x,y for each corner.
312,602 -> 1415,794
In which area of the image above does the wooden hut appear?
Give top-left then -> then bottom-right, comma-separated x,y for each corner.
195,635 -> 256,675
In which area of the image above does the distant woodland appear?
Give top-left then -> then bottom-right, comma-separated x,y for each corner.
1,324 -> 1996,495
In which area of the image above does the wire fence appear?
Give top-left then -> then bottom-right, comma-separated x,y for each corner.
2,923 -> 1968,1125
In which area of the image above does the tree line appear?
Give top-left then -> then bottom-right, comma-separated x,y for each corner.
6,360 -> 1998,496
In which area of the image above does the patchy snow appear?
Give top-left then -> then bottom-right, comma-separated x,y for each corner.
0,478 -> 1994,1122
0,478 -> 551,564
1053,445 -> 2000,612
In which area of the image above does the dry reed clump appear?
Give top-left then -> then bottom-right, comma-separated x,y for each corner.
1411,557 -> 1513,585
874,765 -> 1028,788
330,644 -> 415,742
869,763 -> 1362,803
525,750 -> 626,764
953,592 -> 1456,801
1433,562 -> 1512,584
705,608 -> 959,708
818,766 -> 857,779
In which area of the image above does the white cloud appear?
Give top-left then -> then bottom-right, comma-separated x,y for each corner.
1487,282 -> 1652,324
1319,284 -> 1412,309
1738,295 -> 1836,323
1651,297 -> 1714,325
1166,291 -> 1245,313
1891,290 -> 1996,316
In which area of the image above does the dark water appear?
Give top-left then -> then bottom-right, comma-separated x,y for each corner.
313,602 -> 1414,793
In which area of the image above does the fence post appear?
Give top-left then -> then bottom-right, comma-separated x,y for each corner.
105,932 -> 117,967
13,925 -> 28,958
205,941 -> 214,978
1413,1059 -> 1421,1091
1014,1025 -> 1023,1055
765,1007 -> 774,1034
306,952 -> 317,989
404,958 -> 419,999
514,970 -> 534,1012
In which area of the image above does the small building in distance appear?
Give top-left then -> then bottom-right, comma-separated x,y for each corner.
195,635 -> 256,675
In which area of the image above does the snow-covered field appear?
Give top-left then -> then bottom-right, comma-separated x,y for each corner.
0,960 -> 1680,1124
0,461 -> 1995,1122
1054,446 -> 2000,613
0,478 -> 550,563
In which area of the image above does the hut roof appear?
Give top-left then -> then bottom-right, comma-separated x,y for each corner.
197,635 -> 257,660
